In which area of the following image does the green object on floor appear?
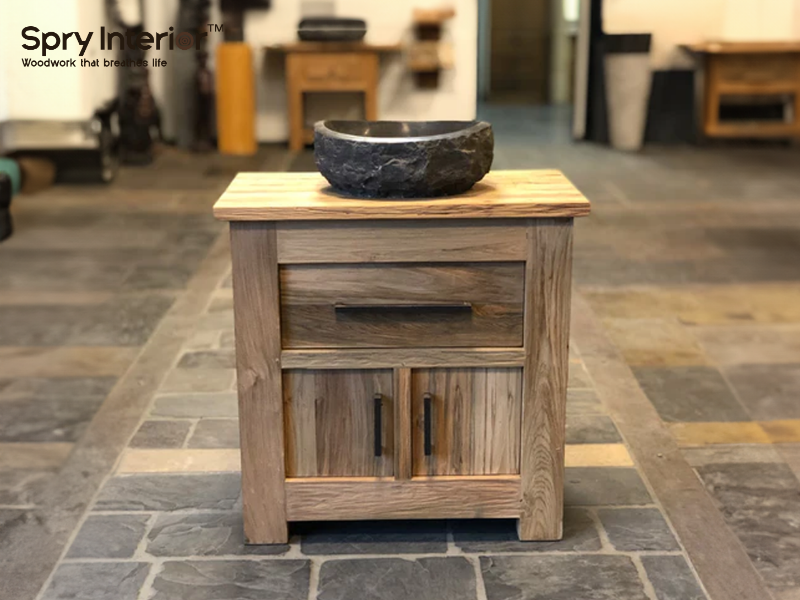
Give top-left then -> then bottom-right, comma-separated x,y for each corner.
0,157 -> 21,196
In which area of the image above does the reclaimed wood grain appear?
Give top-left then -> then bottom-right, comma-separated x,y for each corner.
280,263 -> 524,349
283,369 -> 394,477
285,476 -> 521,520
518,218 -> 573,541
411,368 -> 522,476
213,170 -> 591,221
394,368 -> 412,480
276,220 -> 527,263
281,348 -> 526,369
229,222 -> 287,544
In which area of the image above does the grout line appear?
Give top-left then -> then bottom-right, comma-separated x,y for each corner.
182,420 -> 201,449
585,508 -> 614,554
306,558 -> 321,600
136,559 -> 163,600
630,554 -> 659,600
466,555 -> 489,600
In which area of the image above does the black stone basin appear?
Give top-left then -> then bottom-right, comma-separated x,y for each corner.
314,120 -> 494,199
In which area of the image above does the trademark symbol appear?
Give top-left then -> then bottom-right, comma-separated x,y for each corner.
208,24 -> 224,33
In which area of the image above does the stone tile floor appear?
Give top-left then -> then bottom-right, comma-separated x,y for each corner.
3,106 -> 800,599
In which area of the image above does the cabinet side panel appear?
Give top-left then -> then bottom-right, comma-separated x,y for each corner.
519,218 -> 573,541
230,222 -> 287,544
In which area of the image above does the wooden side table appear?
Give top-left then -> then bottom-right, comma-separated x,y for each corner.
213,170 -> 591,544
269,43 -> 402,152
685,42 -> 800,139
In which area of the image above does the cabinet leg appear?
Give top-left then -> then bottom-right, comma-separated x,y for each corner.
230,222 -> 288,545
518,218 -> 572,541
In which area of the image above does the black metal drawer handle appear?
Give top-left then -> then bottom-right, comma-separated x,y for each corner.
334,302 -> 472,314
374,393 -> 382,457
424,393 -> 432,457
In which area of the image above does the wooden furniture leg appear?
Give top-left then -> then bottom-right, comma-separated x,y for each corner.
518,218 -> 573,541
230,222 -> 288,544
364,54 -> 380,121
286,55 -> 305,153
703,56 -> 721,138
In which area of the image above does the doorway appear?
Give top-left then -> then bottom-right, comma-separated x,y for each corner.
481,0 -> 552,104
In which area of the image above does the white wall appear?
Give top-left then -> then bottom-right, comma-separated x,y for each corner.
1,0 -> 115,120
604,0 -> 800,69
247,0 -> 478,142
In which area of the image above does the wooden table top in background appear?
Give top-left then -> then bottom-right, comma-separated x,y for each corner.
213,170 -> 591,221
684,41 -> 800,55
267,42 -> 403,54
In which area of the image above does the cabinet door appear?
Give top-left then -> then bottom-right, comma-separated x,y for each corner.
411,368 -> 522,476
283,369 -> 394,477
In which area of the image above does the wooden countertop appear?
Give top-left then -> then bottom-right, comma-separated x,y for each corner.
267,42 -> 403,54
214,170 -> 591,221
683,41 -> 800,55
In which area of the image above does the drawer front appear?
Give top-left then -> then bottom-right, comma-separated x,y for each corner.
280,263 -> 525,348
296,53 -> 371,86
718,54 -> 800,85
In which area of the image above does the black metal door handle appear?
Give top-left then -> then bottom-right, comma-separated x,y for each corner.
423,393 -> 432,457
334,302 -> 472,313
374,393 -> 382,457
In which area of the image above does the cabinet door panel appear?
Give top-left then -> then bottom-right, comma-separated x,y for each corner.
284,369 -> 394,477
411,368 -> 522,476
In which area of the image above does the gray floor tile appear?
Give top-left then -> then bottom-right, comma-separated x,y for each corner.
565,467 -> 652,506
178,349 -> 236,369
299,520 -> 447,555
633,366 -> 748,423
0,377 -> 116,402
67,514 -> 150,559
566,415 -> 621,444
597,508 -> 679,551
481,555 -> 649,600
147,512 -> 287,556
42,562 -> 150,600
641,555 -> 707,600
696,462 -> 800,589
567,389 -> 605,416
130,420 -> 192,448
94,473 -> 240,511
151,560 -> 309,600
317,557 -> 476,600
452,508 -> 601,553
151,393 -> 239,418
0,296 -> 173,346
725,363 -> 800,420
187,419 -> 240,448
0,509 -> 29,536
0,398 -> 104,442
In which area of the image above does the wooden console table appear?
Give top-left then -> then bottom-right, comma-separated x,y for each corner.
685,42 -> 800,139
214,170 -> 591,544
268,43 -> 402,152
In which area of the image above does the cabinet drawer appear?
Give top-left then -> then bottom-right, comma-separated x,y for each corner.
280,263 -> 525,348
295,53 -> 372,86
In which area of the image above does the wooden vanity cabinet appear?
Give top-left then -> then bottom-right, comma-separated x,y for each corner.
214,170 -> 590,545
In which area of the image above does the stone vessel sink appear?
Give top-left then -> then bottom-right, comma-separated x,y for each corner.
314,120 -> 494,199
